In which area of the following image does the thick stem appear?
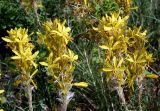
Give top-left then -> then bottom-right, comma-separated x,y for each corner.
60,101 -> 67,111
59,91 -> 74,111
60,97 -> 68,111
138,85 -> 143,111
137,76 -> 144,111
27,84 -> 33,111
117,86 -> 128,111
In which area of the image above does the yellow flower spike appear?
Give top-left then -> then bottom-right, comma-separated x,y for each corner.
102,13 -> 128,29
93,12 -> 152,93
73,82 -> 88,88
38,18 -> 85,110
2,27 -> 39,111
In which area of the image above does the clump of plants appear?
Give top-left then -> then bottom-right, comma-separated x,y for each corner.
1,0 -> 159,110
92,12 -> 153,110
2,28 -> 39,111
38,18 -> 88,111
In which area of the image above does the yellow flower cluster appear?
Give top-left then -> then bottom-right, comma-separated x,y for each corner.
93,13 -> 153,89
38,19 -> 88,110
2,28 -> 39,111
38,19 -> 75,87
2,28 -> 39,88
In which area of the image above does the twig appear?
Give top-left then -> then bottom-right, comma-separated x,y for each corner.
79,92 -> 98,110
148,65 -> 159,74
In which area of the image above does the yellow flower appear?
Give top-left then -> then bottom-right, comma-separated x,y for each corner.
2,27 -> 38,88
0,90 -> 4,94
145,74 -> 159,79
2,28 -> 30,43
126,50 -> 146,64
73,82 -> 88,88
103,57 -> 125,73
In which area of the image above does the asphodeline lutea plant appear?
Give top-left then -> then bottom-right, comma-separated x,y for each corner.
38,19 -> 88,111
93,13 -> 153,110
2,28 -> 39,111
